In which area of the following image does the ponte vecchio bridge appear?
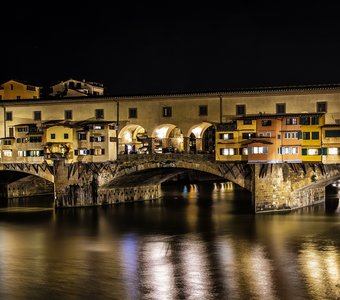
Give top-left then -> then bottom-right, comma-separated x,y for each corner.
0,83 -> 340,213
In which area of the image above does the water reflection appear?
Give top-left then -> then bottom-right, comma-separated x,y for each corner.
0,182 -> 339,299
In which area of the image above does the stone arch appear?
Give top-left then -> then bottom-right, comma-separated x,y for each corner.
110,159 -> 251,191
187,122 -> 215,153
151,124 -> 184,153
0,169 -> 54,198
118,124 -> 147,154
0,164 -> 54,183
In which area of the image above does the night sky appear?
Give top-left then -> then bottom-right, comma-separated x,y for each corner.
2,2 -> 340,95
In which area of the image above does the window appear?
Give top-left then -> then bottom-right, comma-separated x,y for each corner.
307,148 -> 320,155
75,149 -> 89,156
280,147 -> 299,155
26,85 -> 36,91
34,111 -> 41,121
95,109 -> 104,119
286,118 -> 297,125
219,133 -> 234,140
9,128 -> 14,137
261,120 -> 272,126
90,148 -> 105,156
284,132 -> 299,139
317,101 -> 327,113
64,110 -> 73,120
276,103 -> 286,114
16,96 -> 21,100
328,148 -> 339,155
51,133 -> 56,139
29,136 -> 42,143
312,132 -> 319,140
220,148 -> 236,155
242,132 -> 255,139
163,106 -> 172,117
300,117 -> 310,125
248,147 -> 268,154
64,133 -> 69,139
325,130 -> 340,137
3,139 -> 12,145
243,119 -> 252,125
78,133 -> 87,140
10,84 -> 13,90
129,108 -> 137,118
303,132 -> 310,140
3,150 -> 12,157
199,105 -> 208,116
5,111 -> 12,121
266,132 -> 271,137
236,104 -> 246,115
90,136 -> 105,142
311,116 -> 319,125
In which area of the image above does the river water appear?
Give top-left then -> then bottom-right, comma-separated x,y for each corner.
0,182 -> 339,300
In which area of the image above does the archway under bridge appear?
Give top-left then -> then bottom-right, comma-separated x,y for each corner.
0,170 -> 54,199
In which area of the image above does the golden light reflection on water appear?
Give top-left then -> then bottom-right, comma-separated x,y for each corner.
141,238 -> 175,300
181,237 -> 212,299
299,242 -> 340,299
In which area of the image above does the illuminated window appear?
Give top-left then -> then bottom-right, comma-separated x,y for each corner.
163,106 -> 172,117
307,148 -> 319,155
220,148 -> 236,155
242,132 -> 255,139
90,136 -> 105,142
249,147 -> 268,154
76,149 -> 89,155
219,133 -> 234,140
284,132 -> 298,139
286,118 -> 297,125
3,150 -> 12,157
280,147 -> 298,154
328,148 -> 339,155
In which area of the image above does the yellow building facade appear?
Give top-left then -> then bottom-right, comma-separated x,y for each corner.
0,80 -> 40,100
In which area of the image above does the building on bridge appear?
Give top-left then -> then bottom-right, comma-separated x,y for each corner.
0,84 -> 339,164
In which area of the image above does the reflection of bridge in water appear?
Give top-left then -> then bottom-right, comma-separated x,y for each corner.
1,153 -> 340,213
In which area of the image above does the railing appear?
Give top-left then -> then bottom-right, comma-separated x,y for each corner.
117,153 -> 215,163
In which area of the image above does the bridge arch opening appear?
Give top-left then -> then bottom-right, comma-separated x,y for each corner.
325,178 -> 340,211
0,170 -> 54,204
152,124 -> 184,153
187,122 -> 215,154
118,124 -> 147,154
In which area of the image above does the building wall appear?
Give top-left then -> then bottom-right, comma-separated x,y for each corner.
0,80 -> 40,100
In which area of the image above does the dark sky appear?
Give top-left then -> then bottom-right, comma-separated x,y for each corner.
2,2 -> 340,95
